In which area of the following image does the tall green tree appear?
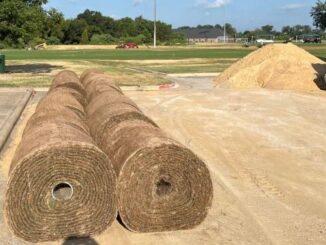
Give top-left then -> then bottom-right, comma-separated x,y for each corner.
214,24 -> 223,29
44,8 -> 65,41
0,3 -> 183,47
135,16 -> 152,43
63,19 -> 88,44
114,17 -> 137,37
197,24 -> 214,29
77,9 -> 105,26
225,23 -> 237,35
77,9 -> 115,36
81,29 -> 89,44
311,0 -> 326,30
0,0 -> 46,47
25,0 -> 48,5
281,25 -> 312,36
156,21 -> 173,41
261,25 -> 274,34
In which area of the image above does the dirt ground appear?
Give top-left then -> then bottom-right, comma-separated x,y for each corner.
0,78 -> 326,244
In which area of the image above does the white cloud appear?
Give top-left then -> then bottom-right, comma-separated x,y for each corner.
197,0 -> 231,9
281,3 -> 305,11
133,0 -> 144,6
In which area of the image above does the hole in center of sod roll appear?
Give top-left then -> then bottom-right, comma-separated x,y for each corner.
156,179 -> 172,196
52,182 -> 73,201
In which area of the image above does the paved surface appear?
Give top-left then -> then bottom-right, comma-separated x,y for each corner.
0,88 -> 32,245
0,89 -> 32,152
168,76 -> 215,90
1,78 -> 326,244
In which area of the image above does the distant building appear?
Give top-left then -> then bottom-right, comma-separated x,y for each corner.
175,27 -> 231,43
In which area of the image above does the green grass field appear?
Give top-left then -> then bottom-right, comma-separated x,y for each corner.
1,44 -> 326,87
1,48 -> 252,60
138,59 -> 235,74
1,44 -> 326,60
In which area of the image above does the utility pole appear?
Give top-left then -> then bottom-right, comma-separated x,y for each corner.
223,5 -> 226,43
224,24 -> 226,43
154,0 -> 157,48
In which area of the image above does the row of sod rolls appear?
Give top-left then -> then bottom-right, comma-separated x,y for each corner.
80,70 -> 213,233
5,71 -> 117,243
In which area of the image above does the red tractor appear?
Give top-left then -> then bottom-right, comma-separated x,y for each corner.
116,42 -> 139,49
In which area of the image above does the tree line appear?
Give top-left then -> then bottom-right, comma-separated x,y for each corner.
0,0 -> 184,48
177,1 -> 326,41
176,23 -> 324,41
1,0 -> 326,48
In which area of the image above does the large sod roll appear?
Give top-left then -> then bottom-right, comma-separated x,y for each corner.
50,70 -> 87,103
80,69 -> 104,85
81,70 -> 213,232
87,102 -> 158,150
83,76 -> 123,102
103,121 -> 213,232
36,89 -> 87,121
5,71 -> 117,243
50,71 -> 88,107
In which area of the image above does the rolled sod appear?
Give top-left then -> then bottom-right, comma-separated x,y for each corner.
81,70 -> 213,232
82,74 -> 123,101
50,70 -> 87,106
5,71 -> 117,243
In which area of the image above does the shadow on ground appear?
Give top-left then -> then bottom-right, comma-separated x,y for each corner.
117,214 -> 128,229
312,63 -> 326,90
6,64 -> 63,74
62,236 -> 99,245
317,56 -> 326,62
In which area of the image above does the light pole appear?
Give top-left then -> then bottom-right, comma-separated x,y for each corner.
223,5 -> 226,43
224,24 -> 226,43
154,0 -> 157,48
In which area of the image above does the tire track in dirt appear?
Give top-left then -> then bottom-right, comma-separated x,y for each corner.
142,93 -> 276,244
143,90 -> 326,245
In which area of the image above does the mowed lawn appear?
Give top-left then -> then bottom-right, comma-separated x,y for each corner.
1,48 -> 252,60
1,44 -> 326,60
1,45 -> 326,87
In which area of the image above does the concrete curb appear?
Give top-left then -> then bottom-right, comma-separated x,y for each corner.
120,83 -> 179,91
0,90 -> 32,153
35,83 -> 179,92
168,73 -> 220,78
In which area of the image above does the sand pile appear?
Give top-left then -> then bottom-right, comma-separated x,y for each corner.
215,43 -> 326,91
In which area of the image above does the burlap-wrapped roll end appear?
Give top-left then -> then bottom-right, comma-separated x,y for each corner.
118,144 -> 213,232
5,143 -> 117,243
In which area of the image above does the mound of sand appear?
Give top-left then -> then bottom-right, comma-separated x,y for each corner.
215,43 -> 326,91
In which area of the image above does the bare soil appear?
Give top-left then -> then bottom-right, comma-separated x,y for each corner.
0,78 -> 326,244
216,43 -> 326,91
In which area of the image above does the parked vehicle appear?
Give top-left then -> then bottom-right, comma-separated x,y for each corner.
256,39 -> 274,47
303,35 -> 321,43
256,39 -> 274,45
116,42 -> 139,49
34,43 -> 47,50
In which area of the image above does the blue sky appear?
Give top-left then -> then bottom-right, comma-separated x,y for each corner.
44,0 -> 317,31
